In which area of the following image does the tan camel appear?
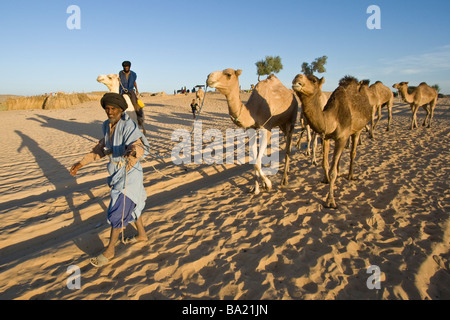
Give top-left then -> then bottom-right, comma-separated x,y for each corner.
195,88 -> 205,105
359,80 -> 394,137
392,82 -> 438,130
206,68 -> 298,194
97,74 -> 146,133
292,74 -> 372,208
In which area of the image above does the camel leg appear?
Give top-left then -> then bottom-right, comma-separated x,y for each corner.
411,104 -> 419,130
348,131 -> 361,180
325,138 -> 347,209
248,131 -> 261,195
311,132 -> 318,166
322,138 -> 330,184
296,117 -> 305,149
369,107 -> 376,139
374,105 -> 382,130
258,129 -> 272,191
306,125 -> 312,156
427,99 -> 437,128
296,130 -> 303,149
422,105 -> 430,127
281,125 -> 293,186
250,129 -> 272,194
386,103 -> 392,131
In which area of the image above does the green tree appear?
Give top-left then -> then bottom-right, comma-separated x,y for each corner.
301,55 -> 328,76
256,56 -> 283,82
432,84 -> 441,94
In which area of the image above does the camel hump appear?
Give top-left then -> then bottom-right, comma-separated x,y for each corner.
419,82 -> 428,86
339,75 -> 359,88
255,74 -> 283,91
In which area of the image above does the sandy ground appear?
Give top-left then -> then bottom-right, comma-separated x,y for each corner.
0,91 -> 449,300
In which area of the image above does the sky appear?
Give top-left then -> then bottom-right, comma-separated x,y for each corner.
1,0 -> 449,96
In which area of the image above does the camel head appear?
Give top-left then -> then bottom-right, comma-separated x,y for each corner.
97,74 -> 120,93
393,82 -> 408,91
206,68 -> 242,96
292,74 -> 325,97
359,80 -> 370,87
358,80 -> 371,92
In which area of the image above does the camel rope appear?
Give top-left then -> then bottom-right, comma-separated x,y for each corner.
120,158 -> 128,244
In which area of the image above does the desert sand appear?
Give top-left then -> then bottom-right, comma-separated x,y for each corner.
0,91 -> 449,300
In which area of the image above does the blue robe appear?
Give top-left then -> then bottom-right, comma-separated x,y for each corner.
103,113 -> 149,228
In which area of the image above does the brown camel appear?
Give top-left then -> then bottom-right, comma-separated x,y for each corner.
296,83 -> 329,165
392,82 -> 438,130
359,80 -> 394,137
292,74 -> 372,208
207,68 -> 298,194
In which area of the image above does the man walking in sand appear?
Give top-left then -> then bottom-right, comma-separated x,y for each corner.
70,92 -> 149,267
119,61 -> 146,135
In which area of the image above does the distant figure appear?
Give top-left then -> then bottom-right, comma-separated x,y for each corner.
119,61 -> 146,135
190,99 -> 198,119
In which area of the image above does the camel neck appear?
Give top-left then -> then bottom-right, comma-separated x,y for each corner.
299,93 -> 328,134
399,88 -> 414,103
224,90 -> 254,128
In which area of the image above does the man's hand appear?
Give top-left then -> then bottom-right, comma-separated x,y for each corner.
124,145 -> 137,159
70,162 -> 83,176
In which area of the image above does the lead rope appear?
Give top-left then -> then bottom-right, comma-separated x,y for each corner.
120,158 -> 128,244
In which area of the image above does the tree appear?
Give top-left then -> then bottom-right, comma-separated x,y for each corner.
432,84 -> 441,94
301,55 -> 328,76
256,56 -> 283,82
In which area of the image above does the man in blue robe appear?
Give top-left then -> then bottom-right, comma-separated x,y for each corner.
70,93 -> 150,267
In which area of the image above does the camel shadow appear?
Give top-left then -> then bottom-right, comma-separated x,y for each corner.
9,131 -> 106,257
27,115 -> 102,143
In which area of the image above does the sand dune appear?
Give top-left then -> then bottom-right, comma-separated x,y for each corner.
0,92 -> 449,300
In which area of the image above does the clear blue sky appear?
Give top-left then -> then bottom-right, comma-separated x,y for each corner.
1,0 -> 449,95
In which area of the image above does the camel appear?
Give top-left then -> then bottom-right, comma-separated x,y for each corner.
392,82 -> 438,130
97,74 -> 146,134
195,88 -> 205,105
296,88 -> 329,165
358,80 -> 394,137
292,74 -> 372,208
206,68 -> 298,194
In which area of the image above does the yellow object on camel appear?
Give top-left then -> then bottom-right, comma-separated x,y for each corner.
137,99 -> 145,108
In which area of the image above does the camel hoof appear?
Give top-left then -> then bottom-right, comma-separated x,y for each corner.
249,186 -> 260,195
325,200 -> 338,209
263,180 -> 272,192
253,182 -> 261,195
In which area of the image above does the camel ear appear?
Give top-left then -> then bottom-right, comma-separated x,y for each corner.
319,77 -> 325,88
235,69 -> 242,77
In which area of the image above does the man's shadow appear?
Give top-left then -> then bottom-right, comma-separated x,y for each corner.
15,130 -> 106,255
